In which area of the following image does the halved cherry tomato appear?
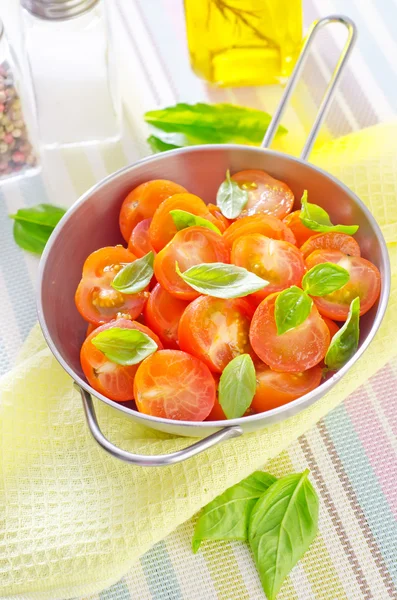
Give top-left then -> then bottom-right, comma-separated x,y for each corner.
144,283 -> 190,349
223,214 -> 296,249
300,232 -> 361,259
231,234 -> 305,302
119,180 -> 187,242
207,203 -> 231,233
249,293 -> 330,372
178,295 -> 255,373
75,246 -> 149,325
81,319 -> 162,402
149,193 -> 211,252
128,218 -> 156,258
134,349 -> 216,421
283,210 -> 314,247
231,169 -> 294,219
154,226 -> 230,301
305,249 -> 381,320
251,363 -> 323,412
322,316 -> 340,338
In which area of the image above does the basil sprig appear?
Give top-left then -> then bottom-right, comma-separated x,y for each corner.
170,209 -> 221,235
300,190 -> 359,235
218,354 -> 256,419
325,297 -> 360,370
302,263 -> 350,297
175,261 -> 268,299
216,170 -> 249,219
10,203 -> 66,254
192,472 -> 277,552
249,470 -> 319,600
111,251 -> 154,294
91,327 -> 158,366
275,286 -> 313,335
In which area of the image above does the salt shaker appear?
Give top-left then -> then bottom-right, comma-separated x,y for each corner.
20,0 -> 121,148
0,19 -> 39,181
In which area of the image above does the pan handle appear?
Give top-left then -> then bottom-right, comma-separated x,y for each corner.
76,385 -> 243,467
261,15 -> 357,160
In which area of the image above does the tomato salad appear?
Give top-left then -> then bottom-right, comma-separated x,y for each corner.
75,171 -> 381,422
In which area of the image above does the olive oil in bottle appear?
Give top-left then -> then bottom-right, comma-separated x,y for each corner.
184,0 -> 302,86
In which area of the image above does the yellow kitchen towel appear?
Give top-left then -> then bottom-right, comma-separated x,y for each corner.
1,121 -> 397,600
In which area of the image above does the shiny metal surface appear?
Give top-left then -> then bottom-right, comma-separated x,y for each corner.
21,0 -> 99,20
262,16 -> 357,159
37,14 -> 390,466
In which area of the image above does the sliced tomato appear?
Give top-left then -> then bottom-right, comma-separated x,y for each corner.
231,234 -> 305,302
223,214 -> 296,249
207,203 -> 232,233
231,169 -> 294,219
128,218 -> 156,258
133,349 -> 216,421
149,193 -> 211,252
300,232 -> 361,259
144,284 -> 190,349
283,210 -> 315,247
322,316 -> 340,338
178,295 -> 255,373
305,249 -> 381,320
154,226 -> 230,301
249,293 -> 330,372
80,319 -> 162,402
75,246 -> 149,325
119,180 -> 187,242
86,322 -> 98,337
251,363 -> 323,413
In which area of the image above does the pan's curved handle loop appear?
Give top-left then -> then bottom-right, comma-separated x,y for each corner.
76,385 -> 243,467
262,15 -> 357,160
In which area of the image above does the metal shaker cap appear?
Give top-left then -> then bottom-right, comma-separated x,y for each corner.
21,0 -> 99,20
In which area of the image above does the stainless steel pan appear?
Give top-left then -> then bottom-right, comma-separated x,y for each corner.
37,16 -> 391,466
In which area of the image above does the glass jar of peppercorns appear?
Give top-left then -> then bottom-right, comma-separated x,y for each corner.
0,19 -> 39,181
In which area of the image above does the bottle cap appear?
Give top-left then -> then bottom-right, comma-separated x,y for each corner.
21,0 -> 99,20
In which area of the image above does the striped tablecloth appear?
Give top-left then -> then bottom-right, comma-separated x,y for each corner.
1,0 -> 397,598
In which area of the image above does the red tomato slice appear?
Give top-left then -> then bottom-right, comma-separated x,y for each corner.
207,203 -> 232,233
144,283 -> 190,349
80,319 -> 162,402
231,169 -> 294,219
75,246 -> 149,325
223,214 -> 296,249
300,232 -> 361,259
128,218 -> 156,258
322,316 -> 340,339
134,349 -> 216,421
86,322 -> 98,337
282,210 -> 314,247
249,293 -> 330,372
178,295 -> 255,373
231,234 -> 305,302
149,193 -> 211,252
119,180 -> 187,242
251,363 -> 323,412
154,226 -> 230,301
305,249 -> 381,320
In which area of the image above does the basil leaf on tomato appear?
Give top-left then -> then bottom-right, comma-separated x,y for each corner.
91,327 -> 158,366
275,286 -> 313,335
219,354 -> 256,419
170,209 -> 221,234
300,190 -> 359,235
111,252 -> 154,294
325,296 -> 360,370
216,170 -> 249,219
302,263 -> 350,297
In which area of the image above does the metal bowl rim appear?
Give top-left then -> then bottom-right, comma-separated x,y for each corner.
37,143 -> 391,430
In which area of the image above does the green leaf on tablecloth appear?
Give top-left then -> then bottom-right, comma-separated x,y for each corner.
10,203 -> 66,255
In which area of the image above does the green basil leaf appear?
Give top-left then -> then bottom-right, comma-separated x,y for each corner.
147,134 -> 180,153
192,471 -> 277,553
325,296 -> 360,370
275,286 -> 312,335
91,327 -> 158,366
175,261 -> 268,299
10,203 -> 66,228
302,263 -> 350,297
144,103 -> 287,145
300,190 -> 359,235
170,209 -> 221,235
218,354 -> 256,419
111,252 -> 154,294
13,220 -> 54,254
216,170 -> 249,219
249,470 -> 319,600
